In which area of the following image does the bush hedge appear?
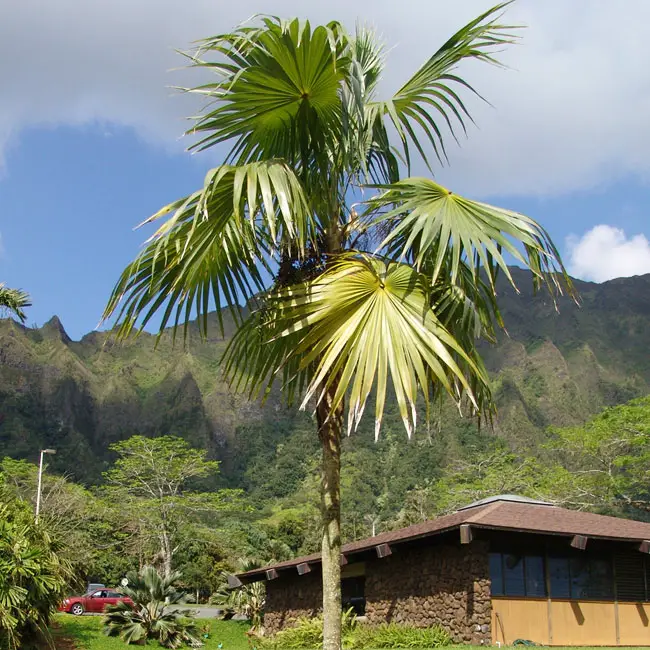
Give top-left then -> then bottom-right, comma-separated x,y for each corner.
261,612 -> 451,649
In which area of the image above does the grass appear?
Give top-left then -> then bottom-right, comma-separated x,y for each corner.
51,614 -> 251,650
50,617 -> 650,650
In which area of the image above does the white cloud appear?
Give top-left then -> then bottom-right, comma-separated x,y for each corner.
566,225 -> 650,282
2,1 -> 650,196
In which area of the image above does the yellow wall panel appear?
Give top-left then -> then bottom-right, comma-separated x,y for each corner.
492,598 -> 549,645
618,602 -> 650,646
549,601 -> 616,646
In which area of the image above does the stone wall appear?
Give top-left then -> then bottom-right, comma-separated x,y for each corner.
365,542 -> 491,644
264,570 -> 322,635
263,541 -> 491,644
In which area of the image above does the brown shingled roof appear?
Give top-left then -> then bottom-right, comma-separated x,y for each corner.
237,497 -> 650,582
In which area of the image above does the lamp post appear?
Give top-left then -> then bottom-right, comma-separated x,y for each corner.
35,448 -> 56,523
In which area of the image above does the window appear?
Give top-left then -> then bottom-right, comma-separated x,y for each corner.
548,556 -> 570,598
342,577 -> 365,616
503,554 -> 526,596
490,549 -> 650,602
547,554 -> 614,600
570,557 -> 590,599
587,559 -> 614,600
489,553 -> 504,596
525,556 -> 547,597
489,553 -> 546,597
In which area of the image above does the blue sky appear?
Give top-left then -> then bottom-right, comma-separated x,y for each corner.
1,0 -> 650,340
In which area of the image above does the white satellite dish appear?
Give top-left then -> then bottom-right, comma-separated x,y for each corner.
121,578 -> 129,587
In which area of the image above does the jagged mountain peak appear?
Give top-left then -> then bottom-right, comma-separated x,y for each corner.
40,315 -> 71,344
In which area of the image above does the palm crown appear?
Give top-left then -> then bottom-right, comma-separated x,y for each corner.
104,4 -> 570,440
0,284 -> 31,323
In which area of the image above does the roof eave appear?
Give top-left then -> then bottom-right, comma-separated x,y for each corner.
236,523 -> 650,583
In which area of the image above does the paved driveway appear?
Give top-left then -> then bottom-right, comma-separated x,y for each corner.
169,605 -> 235,619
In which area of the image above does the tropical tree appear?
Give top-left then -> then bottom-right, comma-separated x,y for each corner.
103,435 -> 241,578
0,284 -> 30,322
103,565 -> 201,648
544,395 -> 650,513
0,458 -> 102,580
0,491 -> 71,650
103,5 -> 572,649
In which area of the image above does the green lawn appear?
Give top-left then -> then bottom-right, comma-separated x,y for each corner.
52,614 -> 251,650
50,616 -> 650,650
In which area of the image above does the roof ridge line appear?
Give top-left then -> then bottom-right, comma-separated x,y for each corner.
465,500 -> 503,523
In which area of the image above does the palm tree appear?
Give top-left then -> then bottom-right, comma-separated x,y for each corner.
103,5 -> 572,649
0,284 -> 30,322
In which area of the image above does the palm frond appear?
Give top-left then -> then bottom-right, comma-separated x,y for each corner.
221,303 -> 311,407
0,284 -> 31,323
270,255 -> 490,439
337,27 -> 399,187
183,17 -> 348,167
102,161 -> 313,341
367,177 -> 573,300
376,2 -> 519,171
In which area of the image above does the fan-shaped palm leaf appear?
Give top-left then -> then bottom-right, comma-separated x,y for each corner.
186,17 -> 348,166
268,256 -> 490,439
367,177 -> 570,297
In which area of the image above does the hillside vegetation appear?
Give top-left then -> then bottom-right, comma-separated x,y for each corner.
1,268 -> 649,527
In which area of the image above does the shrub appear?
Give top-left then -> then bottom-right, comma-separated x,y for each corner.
103,565 -> 201,648
263,615 -> 451,650
262,609 -> 357,649
211,560 -> 266,631
0,495 -> 71,650
346,622 -> 451,649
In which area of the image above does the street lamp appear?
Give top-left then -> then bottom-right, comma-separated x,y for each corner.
35,448 -> 56,523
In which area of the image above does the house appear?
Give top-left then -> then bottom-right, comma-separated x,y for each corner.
236,495 -> 650,646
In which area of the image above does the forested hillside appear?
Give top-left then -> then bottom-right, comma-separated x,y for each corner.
1,268 -> 649,531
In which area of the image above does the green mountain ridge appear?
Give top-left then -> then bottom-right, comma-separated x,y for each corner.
1,268 -> 649,491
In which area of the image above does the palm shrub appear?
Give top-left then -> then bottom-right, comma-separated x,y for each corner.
103,565 -> 202,648
0,494 -> 71,650
211,561 -> 266,631
103,5 -> 574,649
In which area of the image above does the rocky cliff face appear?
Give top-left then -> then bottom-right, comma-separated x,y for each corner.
1,270 -> 649,484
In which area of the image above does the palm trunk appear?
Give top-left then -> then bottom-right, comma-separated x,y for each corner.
318,380 -> 343,650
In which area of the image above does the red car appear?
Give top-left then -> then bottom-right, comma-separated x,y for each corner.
59,588 -> 133,615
